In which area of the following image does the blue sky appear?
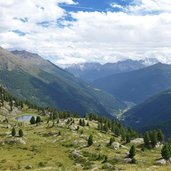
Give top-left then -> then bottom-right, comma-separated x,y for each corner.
59,0 -> 133,12
0,0 -> 171,66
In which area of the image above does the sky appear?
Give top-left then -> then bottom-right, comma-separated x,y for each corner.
0,0 -> 171,67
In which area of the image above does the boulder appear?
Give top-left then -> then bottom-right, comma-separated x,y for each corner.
131,138 -> 144,144
71,150 -> 82,158
111,142 -> 120,150
121,145 -> 128,149
124,158 -> 132,163
155,159 -> 167,165
25,165 -> 32,169
69,124 -> 77,131
2,137 -> 26,145
102,163 -> 114,170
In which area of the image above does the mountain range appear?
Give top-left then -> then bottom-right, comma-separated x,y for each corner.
0,47 -> 125,116
65,58 -> 158,82
92,63 -> 171,104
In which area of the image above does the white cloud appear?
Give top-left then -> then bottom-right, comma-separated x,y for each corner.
0,0 -> 171,66
110,3 -> 124,9
129,0 -> 171,13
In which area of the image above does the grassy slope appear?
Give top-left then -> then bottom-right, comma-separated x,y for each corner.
0,109 -> 170,171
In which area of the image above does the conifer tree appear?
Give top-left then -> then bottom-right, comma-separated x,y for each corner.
157,129 -> 164,143
88,134 -> 93,147
150,130 -> 158,147
126,135 -> 131,144
129,145 -> 136,159
108,137 -> 115,146
82,119 -> 85,126
36,116 -> 41,124
144,131 -> 150,147
11,127 -> 16,137
19,129 -> 23,137
161,144 -> 171,160
79,119 -> 82,126
30,116 -> 36,124
9,98 -> 13,111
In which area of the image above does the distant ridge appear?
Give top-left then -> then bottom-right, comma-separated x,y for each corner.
92,63 -> 171,104
65,58 -> 158,82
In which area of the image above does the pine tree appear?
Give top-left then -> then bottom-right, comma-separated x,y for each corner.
129,145 -> 136,159
82,119 -> 85,126
9,98 -> 13,111
108,137 -> 115,146
157,129 -> 164,143
150,130 -> 158,147
19,129 -> 23,137
36,116 -> 41,124
144,131 -> 150,147
87,134 -> 93,147
11,127 -> 16,137
161,144 -> 171,160
126,135 -> 131,144
30,116 -> 36,124
79,119 -> 82,126
103,124 -> 108,132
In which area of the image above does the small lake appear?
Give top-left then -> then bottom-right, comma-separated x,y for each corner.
16,114 -> 35,122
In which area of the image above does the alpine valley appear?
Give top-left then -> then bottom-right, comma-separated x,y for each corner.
1,47 -> 171,171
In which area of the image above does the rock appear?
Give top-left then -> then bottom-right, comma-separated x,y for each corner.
25,165 -> 32,169
3,137 -> 26,145
71,150 -> 82,158
58,122 -> 65,128
102,163 -> 114,170
69,124 -> 77,131
17,138 -> 26,145
131,138 -> 144,144
155,159 -> 167,165
80,134 -> 86,138
111,142 -> 120,150
155,142 -> 162,148
121,145 -> 128,149
124,158 -> 132,163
